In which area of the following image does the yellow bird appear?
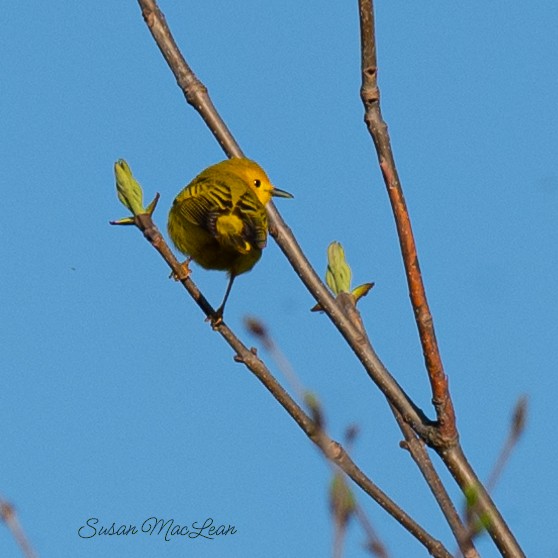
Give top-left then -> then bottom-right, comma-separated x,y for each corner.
168,157 -> 293,319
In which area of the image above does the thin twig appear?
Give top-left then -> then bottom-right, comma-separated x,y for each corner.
247,321 -> 392,558
486,396 -> 527,493
345,427 -> 390,558
126,212 -> 452,558
457,396 -> 528,554
245,316 -> 307,400
354,504 -> 389,558
443,445 -> 525,557
394,411 -> 479,558
0,498 -> 37,558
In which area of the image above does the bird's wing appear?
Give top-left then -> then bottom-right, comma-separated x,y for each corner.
234,189 -> 268,250
174,176 -> 268,250
174,182 -> 218,227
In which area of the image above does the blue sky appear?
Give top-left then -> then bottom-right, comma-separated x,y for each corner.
1,2 -> 557,556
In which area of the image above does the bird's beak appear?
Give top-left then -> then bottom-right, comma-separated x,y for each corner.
271,187 -> 294,199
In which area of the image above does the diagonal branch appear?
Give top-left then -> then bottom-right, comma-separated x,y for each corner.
394,411 -> 479,558
338,291 -> 478,558
139,1 -> 242,158
124,210 -> 452,558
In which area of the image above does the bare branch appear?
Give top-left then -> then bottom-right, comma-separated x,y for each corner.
486,396 -> 527,492
121,209 -> 452,558
357,2 -> 525,556
139,1 -> 242,157
336,286 -> 476,557
458,396 -> 528,552
354,504 -> 389,558
395,412 -> 479,558
0,498 -> 37,558
443,445 -> 525,556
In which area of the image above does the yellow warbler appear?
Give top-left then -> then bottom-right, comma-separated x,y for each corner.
168,157 -> 293,318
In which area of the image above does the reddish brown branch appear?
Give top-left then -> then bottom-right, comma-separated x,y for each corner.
379,160 -> 457,442
358,1 -> 525,556
0,498 -> 37,558
359,0 -> 456,445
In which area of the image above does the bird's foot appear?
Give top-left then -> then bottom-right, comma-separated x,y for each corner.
169,258 -> 192,281
207,306 -> 224,328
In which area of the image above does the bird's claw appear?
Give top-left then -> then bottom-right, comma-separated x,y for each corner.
207,307 -> 224,328
170,258 -> 191,281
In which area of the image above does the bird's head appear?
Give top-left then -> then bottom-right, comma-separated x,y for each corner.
226,157 -> 293,206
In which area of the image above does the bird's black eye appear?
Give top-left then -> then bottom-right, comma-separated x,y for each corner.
254,179 -> 261,188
